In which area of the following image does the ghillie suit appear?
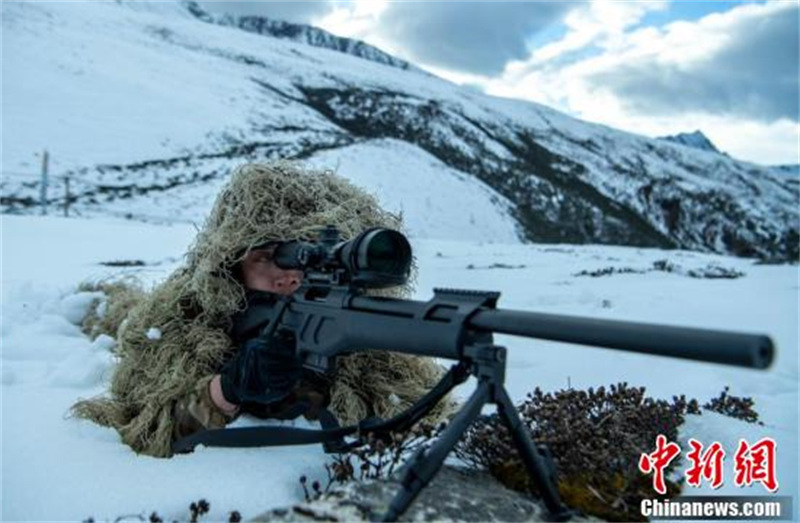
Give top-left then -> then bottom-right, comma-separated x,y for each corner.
72,162 -> 455,457
78,279 -> 145,340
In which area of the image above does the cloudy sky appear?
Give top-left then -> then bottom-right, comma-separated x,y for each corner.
199,1 -> 799,165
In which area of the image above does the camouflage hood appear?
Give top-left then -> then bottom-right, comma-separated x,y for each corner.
73,162 -> 453,457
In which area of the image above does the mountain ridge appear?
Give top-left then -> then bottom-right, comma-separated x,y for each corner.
658,130 -> 724,155
2,0 -> 797,260
183,1 -> 414,72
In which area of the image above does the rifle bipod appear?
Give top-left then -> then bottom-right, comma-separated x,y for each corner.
378,344 -> 574,522
171,345 -> 574,522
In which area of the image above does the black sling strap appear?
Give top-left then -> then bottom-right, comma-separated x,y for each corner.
172,362 -> 469,455
172,411 -> 357,452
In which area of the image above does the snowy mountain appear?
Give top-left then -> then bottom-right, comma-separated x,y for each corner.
183,1 -> 413,72
659,131 -> 798,188
2,0 -> 798,260
658,131 -> 723,155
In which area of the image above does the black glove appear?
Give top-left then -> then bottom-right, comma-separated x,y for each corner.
219,330 -> 303,406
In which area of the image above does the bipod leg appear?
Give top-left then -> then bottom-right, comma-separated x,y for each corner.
379,381 -> 491,522
495,386 -> 574,522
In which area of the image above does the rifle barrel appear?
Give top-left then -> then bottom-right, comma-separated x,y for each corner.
469,309 -> 773,369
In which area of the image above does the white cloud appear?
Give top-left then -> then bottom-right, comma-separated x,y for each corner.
710,117 -> 798,165
529,0 -> 669,64
316,0 -> 401,56
483,0 -> 799,165
318,1 -> 575,75
317,0 -> 388,40
212,0 -> 798,165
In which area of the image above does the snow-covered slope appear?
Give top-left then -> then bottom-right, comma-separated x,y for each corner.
2,215 -> 797,522
770,164 -> 800,180
304,139 -> 520,242
658,131 -> 799,188
1,0 -> 798,259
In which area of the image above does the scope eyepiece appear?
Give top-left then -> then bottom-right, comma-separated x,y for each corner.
273,226 -> 412,288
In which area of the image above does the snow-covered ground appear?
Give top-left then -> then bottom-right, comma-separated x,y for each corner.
1,2 -> 797,520
1,214 -> 797,522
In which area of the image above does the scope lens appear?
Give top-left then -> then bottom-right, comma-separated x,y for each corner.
362,229 -> 411,276
341,228 -> 411,280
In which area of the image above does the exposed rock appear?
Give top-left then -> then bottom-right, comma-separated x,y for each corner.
658,131 -> 723,155
253,465 -> 599,522
183,1 -> 413,72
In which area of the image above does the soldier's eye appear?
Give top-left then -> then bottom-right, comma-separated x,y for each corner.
251,248 -> 274,259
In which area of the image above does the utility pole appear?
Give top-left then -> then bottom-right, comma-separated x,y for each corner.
64,176 -> 71,217
40,149 -> 49,215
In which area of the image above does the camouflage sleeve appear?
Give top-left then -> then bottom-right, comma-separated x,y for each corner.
172,375 -> 238,442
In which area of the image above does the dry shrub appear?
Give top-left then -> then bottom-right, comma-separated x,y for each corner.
703,386 -> 762,425
315,383 -> 762,521
455,383 -> 700,521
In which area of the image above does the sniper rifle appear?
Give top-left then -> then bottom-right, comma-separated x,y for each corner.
174,226 -> 775,522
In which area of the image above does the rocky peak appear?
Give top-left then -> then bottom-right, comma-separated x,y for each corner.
658,130 -> 722,154
182,1 -> 412,71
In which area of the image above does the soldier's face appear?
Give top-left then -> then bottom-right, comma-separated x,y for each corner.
241,246 -> 302,295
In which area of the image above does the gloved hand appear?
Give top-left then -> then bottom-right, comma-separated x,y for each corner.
219,330 -> 303,406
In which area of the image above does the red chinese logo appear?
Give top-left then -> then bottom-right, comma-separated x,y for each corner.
685,438 -> 726,489
640,436 -> 780,494
639,434 -> 682,494
733,437 -> 779,492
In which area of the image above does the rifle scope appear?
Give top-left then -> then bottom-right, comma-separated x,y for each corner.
273,226 -> 411,288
